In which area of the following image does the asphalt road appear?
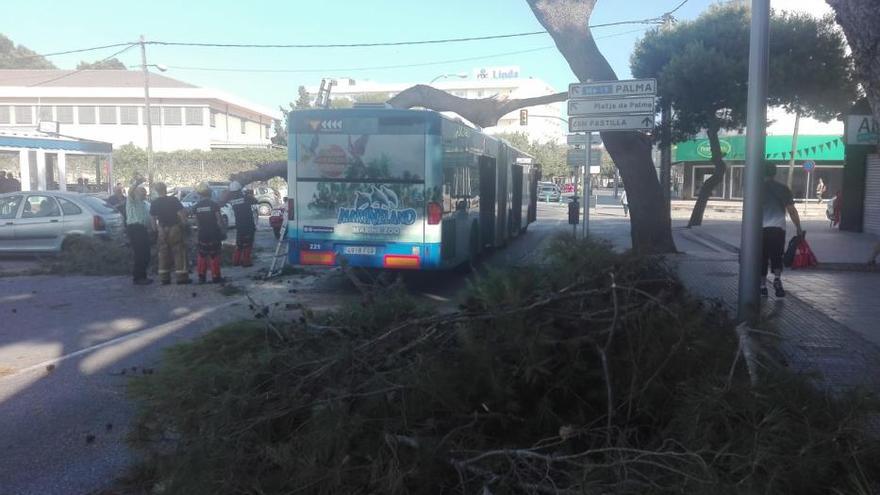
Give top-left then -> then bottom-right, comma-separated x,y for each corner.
0,204 -> 581,495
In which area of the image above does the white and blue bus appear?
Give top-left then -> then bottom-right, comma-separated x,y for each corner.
286,108 -> 537,270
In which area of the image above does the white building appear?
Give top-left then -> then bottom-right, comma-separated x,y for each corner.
0,70 -> 277,152
308,67 -> 566,144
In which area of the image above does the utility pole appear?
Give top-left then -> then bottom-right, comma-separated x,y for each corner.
582,132 -> 591,238
660,98 -> 672,211
140,35 -> 155,186
737,0 -> 770,324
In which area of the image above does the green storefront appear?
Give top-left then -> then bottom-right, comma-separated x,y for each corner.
673,134 -> 845,201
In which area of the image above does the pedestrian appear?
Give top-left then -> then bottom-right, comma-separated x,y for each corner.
761,162 -> 803,297
125,185 -> 153,285
620,190 -> 629,216
8,172 -> 20,192
869,242 -> 880,266
149,182 -> 191,285
0,171 -> 8,194
815,177 -> 827,204
227,181 -> 257,267
107,184 -> 127,222
193,181 -> 225,284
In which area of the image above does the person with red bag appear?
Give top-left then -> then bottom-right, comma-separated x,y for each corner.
761,162 -> 803,297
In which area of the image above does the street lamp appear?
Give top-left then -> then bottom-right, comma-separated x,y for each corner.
430,73 -> 467,84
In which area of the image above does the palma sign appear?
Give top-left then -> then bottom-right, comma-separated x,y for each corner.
567,78 -> 657,133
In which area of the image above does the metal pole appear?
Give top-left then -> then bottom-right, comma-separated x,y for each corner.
786,111 -> 800,188
804,170 -> 811,215
140,35 -> 154,186
582,132 -> 591,238
737,0 -> 770,324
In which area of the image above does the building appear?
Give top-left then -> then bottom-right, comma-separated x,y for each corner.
0,70 -> 277,152
307,67 -> 566,144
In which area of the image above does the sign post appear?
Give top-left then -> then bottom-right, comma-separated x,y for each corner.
567,79 -> 656,239
802,160 -> 815,215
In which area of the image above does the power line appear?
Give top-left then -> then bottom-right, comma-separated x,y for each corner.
147,20 -> 658,50
10,41 -> 138,60
27,44 -> 137,87
165,29 -> 647,74
668,0 -> 689,15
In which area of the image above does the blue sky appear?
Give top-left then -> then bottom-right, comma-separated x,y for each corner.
2,0 -> 815,115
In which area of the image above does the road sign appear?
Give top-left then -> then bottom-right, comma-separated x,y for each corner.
568,97 -> 655,117
516,157 -> 533,164
803,160 -> 816,171
589,165 -> 601,175
570,115 -> 655,133
569,78 -> 657,99
567,149 -> 585,168
567,134 -> 588,145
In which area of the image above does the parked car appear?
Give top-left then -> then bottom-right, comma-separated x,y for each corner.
0,191 -> 124,254
538,185 -> 561,202
252,186 -> 282,216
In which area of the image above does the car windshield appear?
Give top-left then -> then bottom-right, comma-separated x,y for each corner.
80,195 -> 117,214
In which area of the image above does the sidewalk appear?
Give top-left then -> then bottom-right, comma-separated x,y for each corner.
671,199 -> 831,219
590,215 -> 880,396
683,217 -> 880,267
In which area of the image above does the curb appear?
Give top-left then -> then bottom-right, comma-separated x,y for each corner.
686,227 -> 879,273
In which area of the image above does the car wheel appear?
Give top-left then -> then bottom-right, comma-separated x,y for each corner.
258,203 -> 272,216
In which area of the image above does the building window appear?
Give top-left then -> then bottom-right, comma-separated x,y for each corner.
14,106 -> 33,125
147,106 -> 161,126
209,110 -> 217,127
98,106 -> 118,124
38,106 -> 53,122
56,106 -> 74,124
0,106 -> 9,124
185,107 -> 203,126
120,107 -> 139,125
163,107 -> 182,125
78,106 -> 96,124
240,118 -> 247,135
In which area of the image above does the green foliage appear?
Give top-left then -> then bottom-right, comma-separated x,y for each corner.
127,238 -> 880,494
631,4 -> 856,143
494,131 -> 570,179
0,33 -> 55,69
111,144 -> 286,187
75,57 -> 126,70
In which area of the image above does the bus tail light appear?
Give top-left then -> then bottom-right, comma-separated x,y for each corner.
93,215 -> 106,231
287,197 -> 295,221
427,202 -> 442,225
383,255 -> 421,270
300,251 -> 335,265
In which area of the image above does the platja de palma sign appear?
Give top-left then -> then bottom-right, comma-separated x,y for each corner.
567,78 -> 657,133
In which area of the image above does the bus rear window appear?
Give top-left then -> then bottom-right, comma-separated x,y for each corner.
297,133 -> 424,181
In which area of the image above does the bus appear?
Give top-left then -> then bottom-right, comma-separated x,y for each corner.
286,107 -> 538,270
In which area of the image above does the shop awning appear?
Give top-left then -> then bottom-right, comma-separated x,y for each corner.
674,134 -> 844,163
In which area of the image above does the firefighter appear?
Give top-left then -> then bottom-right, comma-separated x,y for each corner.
194,181 -> 225,284
227,181 -> 257,267
149,182 -> 191,285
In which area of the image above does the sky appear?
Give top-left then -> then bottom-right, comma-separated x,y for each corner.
3,0 -> 833,118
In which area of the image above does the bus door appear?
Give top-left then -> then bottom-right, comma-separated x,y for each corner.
511,165 -> 523,235
478,156 -> 496,249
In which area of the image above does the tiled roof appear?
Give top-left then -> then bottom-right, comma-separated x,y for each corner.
0,70 -> 197,88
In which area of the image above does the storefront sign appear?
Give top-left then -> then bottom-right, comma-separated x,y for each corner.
473,66 -> 520,80
846,115 -> 879,145
696,139 -> 732,159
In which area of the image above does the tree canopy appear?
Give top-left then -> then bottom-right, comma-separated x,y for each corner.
631,4 -> 856,225
0,33 -> 55,69
75,57 -> 126,70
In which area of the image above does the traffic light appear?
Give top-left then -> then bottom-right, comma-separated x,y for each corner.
519,109 -> 528,126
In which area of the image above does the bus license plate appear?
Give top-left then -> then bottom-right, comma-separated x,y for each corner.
343,246 -> 377,255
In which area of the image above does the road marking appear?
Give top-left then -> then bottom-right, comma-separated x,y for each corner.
0,299 -> 240,381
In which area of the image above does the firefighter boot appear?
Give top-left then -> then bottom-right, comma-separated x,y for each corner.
196,254 -> 207,284
210,256 -> 224,284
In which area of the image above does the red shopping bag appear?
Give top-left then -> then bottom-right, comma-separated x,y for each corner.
791,237 -> 818,269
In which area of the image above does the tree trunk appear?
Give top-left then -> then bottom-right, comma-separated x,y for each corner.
827,0 -> 880,123
786,110 -> 800,188
526,0 -> 675,253
687,123 -> 726,227
230,160 -> 286,185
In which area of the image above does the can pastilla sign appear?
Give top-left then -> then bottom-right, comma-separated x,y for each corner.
567,79 -> 656,133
